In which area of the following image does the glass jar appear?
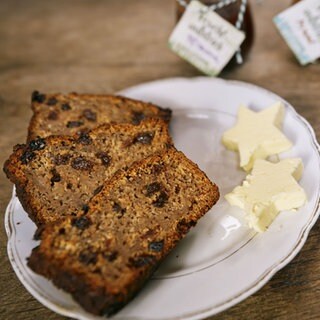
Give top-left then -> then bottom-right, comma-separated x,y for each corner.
176,0 -> 254,66
290,0 -> 319,64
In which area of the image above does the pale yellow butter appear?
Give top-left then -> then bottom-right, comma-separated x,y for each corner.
225,159 -> 307,232
222,102 -> 292,171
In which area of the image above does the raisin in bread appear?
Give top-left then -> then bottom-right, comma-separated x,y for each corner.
28,148 -> 219,316
4,119 -> 172,226
28,91 -> 172,141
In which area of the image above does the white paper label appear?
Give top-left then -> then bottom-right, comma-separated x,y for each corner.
169,0 -> 245,76
274,0 -> 320,65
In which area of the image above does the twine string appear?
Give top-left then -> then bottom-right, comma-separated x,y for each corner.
235,0 -> 247,64
177,0 -> 238,10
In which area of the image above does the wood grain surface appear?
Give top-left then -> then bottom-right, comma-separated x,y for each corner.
1,0 -> 319,319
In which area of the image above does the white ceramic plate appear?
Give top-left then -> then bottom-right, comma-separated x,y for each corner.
5,77 -> 320,320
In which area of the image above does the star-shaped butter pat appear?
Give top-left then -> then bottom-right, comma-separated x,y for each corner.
225,158 -> 307,232
222,102 -> 292,171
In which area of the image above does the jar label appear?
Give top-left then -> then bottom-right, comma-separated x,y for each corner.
274,0 -> 320,65
169,0 -> 245,76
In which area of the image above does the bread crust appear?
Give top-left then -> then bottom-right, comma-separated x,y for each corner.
5,91 -> 219,316
4,119 -> 173,226
28,92 -> 172,141
28,148 -> 219,315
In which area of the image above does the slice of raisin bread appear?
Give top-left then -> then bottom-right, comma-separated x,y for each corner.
4,119 -> 172,226
28,148 -> 219,316
28,91 -> 172,141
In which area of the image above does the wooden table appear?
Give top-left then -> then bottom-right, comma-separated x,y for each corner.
1,0 -> 319,319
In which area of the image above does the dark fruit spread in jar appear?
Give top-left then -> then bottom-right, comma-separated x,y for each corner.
176,0 -> 254,66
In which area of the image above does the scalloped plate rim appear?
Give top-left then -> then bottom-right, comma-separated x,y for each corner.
4,77 -> 320,320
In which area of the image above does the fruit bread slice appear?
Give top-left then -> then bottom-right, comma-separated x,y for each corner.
28,148 -> 219,316
4,119 -> 172,226
28,91 -> 172,141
